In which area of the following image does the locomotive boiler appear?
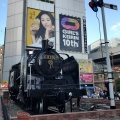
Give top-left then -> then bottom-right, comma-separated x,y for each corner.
8,40 -> 86,114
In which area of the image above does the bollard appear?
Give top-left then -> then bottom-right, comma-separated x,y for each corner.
3,99 -> 8,106
3,91 -> 9,106
17,112 -> 30,120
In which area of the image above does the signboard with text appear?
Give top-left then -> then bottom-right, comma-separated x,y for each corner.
83,17 -> 87,53
59,14 -> 82,52
80,73 -> 94,83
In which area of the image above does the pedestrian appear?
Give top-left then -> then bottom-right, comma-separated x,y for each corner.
99,90 -> 104,98
114,92 -> 118,100
91,92 -> 97,99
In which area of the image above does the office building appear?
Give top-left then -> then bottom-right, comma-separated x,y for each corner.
3,0 -> 88,82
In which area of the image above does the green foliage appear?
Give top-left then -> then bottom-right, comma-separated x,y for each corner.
115,78 -> 120,92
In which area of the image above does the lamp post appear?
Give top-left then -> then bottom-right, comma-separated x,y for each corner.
101,2 -> 116,109
89,0 -> 117,109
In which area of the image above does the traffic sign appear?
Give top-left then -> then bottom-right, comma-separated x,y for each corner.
104,3 -> 118,10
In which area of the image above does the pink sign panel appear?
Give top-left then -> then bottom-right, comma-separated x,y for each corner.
80,73 -> 93,83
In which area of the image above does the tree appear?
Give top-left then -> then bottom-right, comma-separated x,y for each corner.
115,78 -> 120,92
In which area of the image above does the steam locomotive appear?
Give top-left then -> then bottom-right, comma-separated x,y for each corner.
8,40 -> 86,114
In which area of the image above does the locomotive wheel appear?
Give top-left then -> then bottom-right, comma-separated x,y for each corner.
31,99 -> 40,114
35,99 -> 47,114
11,95 -> 17,102
38,99 -> 44,114
58,104 -> 66,113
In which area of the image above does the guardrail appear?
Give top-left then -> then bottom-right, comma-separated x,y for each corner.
1,96 -> 10,120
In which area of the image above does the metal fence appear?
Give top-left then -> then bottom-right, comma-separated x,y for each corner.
1,96 -> 10,120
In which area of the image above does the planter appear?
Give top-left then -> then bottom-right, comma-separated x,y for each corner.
17,112 -> 30,120
4,99 -> 8,105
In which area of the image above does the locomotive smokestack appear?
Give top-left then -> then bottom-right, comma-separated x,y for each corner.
42,39 -> 48,50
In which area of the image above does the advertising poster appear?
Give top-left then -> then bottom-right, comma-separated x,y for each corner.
78,59 -> 93,73
26,8 -> 55,48
0,82 -> 8,88
80,73 -> 94,83
93,62 -> 103,73
59,14 -> 82,52
94,73 -> 108,82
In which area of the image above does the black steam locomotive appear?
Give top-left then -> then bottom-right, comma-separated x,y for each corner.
8,40 -> 86,114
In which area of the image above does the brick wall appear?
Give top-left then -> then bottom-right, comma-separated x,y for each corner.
10,109 -> 120,120
79,98 -> 120,109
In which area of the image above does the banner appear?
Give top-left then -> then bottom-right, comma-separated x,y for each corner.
0,82 -> 8,88
59,14 -> 82,52
80,73 -> 94,83
94,73 -> 108,81
83,17 -> 87,53
26,8 -> 55,48
78,59 -> 93,73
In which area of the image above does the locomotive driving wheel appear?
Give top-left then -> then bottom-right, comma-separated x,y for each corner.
58,103 -> 66,113
37,99 -> 48,114
39,99 -> 44,114
31,98 -> 47,114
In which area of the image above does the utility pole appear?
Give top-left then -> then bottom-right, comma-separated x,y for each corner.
89,0 -> 118,109
101,4 -> 115,109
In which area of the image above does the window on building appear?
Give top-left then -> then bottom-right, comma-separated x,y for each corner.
37,0 -> 54,4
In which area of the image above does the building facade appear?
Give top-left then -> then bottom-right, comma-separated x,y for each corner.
88,39 -> 120,93
0,45 -> 4,83
88,39 -> 120,65
3,0 -> 88,82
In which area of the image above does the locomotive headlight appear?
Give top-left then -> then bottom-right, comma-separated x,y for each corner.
29,51 -> 33,55
69,92 -> 72,97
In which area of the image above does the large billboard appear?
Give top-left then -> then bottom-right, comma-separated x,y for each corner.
78,59 -> 93,73
59,14 -> 82,52
78,59 -> 94,84
26,8 -> 55,48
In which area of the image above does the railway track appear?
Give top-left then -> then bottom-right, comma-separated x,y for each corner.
7,99 -> 64,117
6,98 -> 112,118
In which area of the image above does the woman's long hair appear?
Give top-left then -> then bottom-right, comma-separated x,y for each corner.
35,11 -> 55,39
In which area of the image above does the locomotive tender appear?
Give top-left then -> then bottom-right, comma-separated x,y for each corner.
8,40 -> 86,114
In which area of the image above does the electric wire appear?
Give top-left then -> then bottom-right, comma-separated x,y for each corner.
95,12 -> 105,73
96,11 -> 106,88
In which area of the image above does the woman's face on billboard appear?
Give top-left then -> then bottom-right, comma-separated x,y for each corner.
41,14 -> 52,29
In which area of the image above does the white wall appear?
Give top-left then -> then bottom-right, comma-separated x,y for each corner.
27,0 -> 54,12
3,0 -> 23,81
